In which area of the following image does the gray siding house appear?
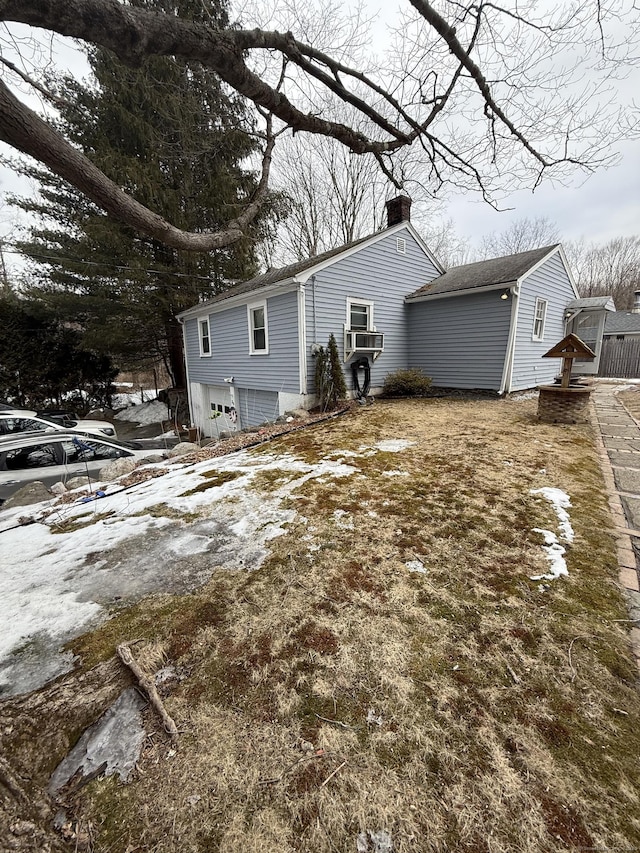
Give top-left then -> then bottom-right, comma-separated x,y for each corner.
178,198 -> 580,436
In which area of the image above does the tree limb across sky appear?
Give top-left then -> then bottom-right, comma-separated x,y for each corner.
0,0 -> 637,252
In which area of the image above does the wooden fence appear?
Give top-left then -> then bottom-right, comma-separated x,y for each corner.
598,337 -> 640,378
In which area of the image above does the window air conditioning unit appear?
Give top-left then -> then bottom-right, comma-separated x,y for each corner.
344,329 -> 384,361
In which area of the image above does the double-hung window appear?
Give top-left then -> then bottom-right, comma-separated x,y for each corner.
345,298 -> 384,359
199,318 -> 211,356
532,298 -> 548,341
248,301 -> 268,354
349,302 -> 371,332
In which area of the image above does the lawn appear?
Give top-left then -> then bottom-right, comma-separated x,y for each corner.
3,396 -> 640,853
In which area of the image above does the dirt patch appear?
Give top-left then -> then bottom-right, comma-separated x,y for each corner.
2,397 -> 640,853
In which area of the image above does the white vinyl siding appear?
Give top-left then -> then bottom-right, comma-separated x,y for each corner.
199,318 -> 211,356
532,298 -> 547,341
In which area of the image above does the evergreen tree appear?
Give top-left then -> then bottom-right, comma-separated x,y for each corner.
11,0 -> 279,387
327,333 -> 347,403
0,293 -> 116,409
314,334 -> 347,411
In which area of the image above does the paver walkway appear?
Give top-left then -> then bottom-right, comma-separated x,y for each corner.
591,383 -> 640,664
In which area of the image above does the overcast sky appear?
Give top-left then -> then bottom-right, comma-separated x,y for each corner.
359,0 -> 640,248
0,1 -> 638,272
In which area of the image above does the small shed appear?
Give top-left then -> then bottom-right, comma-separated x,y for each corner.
564,296 -> 615,376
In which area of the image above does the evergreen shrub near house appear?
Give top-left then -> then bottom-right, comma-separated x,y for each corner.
315,333 -> 347,411
382,368 -> 432,397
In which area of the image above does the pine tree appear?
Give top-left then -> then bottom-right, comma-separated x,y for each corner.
0,293 -> 116,409
11,0 -> 280,387
327,333 -> 347,404
314,334 -> 347,411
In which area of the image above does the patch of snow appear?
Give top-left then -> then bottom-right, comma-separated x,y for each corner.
530,487 -> 574,543
505,390 -> 539,402
333,509 -> 354,530
366,708 -> 383,726
0,447 -> 359,696
528,487 -> 573,582
112,389 -> 157,408
374,439 -> 414,452
115,399 -> 167,425
405,560 -> 427,574
530,528 -> 569,581
357,830 -> 393,853
382,470 -> 408,477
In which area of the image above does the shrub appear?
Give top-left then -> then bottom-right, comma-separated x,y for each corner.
314,334 -> 347,410
382,368 -> 432,397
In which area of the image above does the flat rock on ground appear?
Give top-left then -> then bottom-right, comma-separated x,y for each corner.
3,481 -> 52,509
614,467 -> 640,495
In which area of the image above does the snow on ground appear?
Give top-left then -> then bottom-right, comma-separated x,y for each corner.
372,439 -> 415,452
114,399 -> 168,425
0,437 -> 388,696
530,487 -> 574,543
112,389 -> 158,409
529,487 -> 574,582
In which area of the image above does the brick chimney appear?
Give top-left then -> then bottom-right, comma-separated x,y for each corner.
385,195 -> 412,227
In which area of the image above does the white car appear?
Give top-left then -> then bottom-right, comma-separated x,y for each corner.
0,410 -> 118,439
0,432 -> 161,502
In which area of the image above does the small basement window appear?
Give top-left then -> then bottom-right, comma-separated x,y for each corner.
248,301 -> 269,354
199,318 -> 211,356
532,298 -> 548,341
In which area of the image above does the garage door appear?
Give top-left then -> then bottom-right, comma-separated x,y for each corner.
206,385 -> 237,438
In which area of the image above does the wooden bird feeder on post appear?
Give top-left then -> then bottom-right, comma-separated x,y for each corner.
537,333 -> 596,424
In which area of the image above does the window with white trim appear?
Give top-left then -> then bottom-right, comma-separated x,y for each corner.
345,298 -> 384,360
532,298 -> 548,341
348,299 -> 373,332
248,302 -> 268,354
199,318 -> 211,356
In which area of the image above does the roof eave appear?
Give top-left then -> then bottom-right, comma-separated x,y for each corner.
176,277 -> 298,320
405,280 -> 517,303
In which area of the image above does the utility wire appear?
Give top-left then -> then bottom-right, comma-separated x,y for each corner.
2,245 -> 227,283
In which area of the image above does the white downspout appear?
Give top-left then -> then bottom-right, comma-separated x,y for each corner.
499,282 -> 521,395
297,283 -> 307,396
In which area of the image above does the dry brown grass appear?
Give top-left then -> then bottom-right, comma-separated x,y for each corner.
58,399 -> 640,851
618,387 -> 640,421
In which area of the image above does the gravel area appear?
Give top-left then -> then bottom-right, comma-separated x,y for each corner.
171,405 -> 352,465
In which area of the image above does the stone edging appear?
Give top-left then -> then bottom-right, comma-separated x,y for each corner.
589,390 -> 640,667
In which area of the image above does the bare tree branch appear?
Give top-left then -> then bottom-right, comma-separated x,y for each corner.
0,53 -> 73,108
0,0 -> 635,251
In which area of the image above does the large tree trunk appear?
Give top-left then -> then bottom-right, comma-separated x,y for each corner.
166,316 -> 186,389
